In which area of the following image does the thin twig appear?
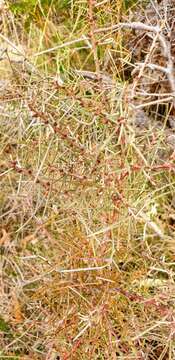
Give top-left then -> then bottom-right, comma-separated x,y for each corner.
88,0 -> 100,75
32,36 -> 90,57
95,21 -> 175,100
132,96 -> 174,109
94,22 -> 160,34
133,62 -> 169,75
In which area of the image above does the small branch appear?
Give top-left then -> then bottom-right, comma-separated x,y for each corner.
32,36 -> 90,57
88,0 -> 100,75
94,22 -> 160,34
74,69 -> 113,83
131,32 -> 159,99
132,62 -> 169,75
0,33 -> 25,57
95,21 -> 175,101
132,96 -> 174,109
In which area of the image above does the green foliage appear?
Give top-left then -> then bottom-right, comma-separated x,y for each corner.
55,0 -> 70,10
8,0 -> 37,15
8,0 -> 70,28
0,316 -> 11,333
123,0 -> 141,11
0,316 -> 13,344
9,0 -> 70,14
123,0 -> 149,10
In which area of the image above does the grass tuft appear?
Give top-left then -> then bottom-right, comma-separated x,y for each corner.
0,1 -> 175,358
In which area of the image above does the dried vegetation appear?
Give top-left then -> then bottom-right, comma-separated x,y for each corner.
0,0 -> 175,359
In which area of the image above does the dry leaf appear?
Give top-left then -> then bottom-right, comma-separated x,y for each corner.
11,292 -> 24,324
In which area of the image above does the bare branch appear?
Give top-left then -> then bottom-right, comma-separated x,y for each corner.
95,21 -> 175,100
94,22 -> 161,34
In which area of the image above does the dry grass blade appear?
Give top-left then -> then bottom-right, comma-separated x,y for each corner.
0,0 -> 175,359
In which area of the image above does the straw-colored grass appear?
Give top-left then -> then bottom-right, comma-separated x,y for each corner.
0,1 -> 175,359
